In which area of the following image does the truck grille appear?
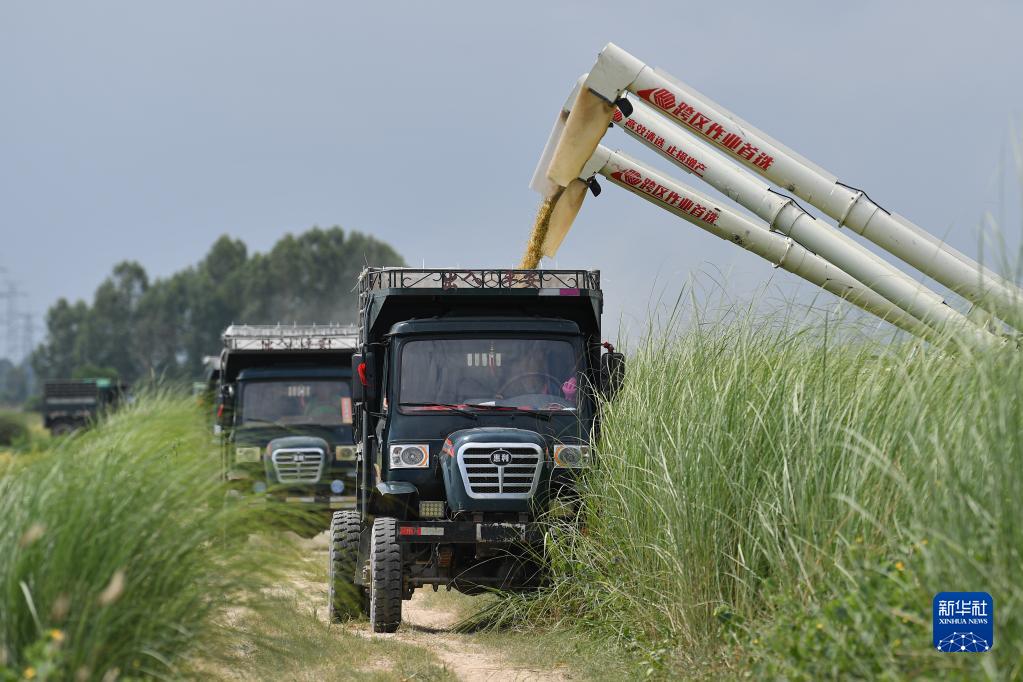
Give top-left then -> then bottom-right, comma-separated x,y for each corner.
271,448 -> 325,484
456,443 -> 544,499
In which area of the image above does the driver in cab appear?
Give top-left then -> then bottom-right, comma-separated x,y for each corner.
499,346 -> 577,409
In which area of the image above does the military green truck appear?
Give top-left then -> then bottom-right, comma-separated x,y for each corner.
216,324 -> 360,529
42,379 -> 126,436
328,268 -> 624,631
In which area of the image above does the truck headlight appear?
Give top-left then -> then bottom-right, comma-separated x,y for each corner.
389,444 -> 430,469
553,444 -> 590,468
335,446 -> 357,461
235,447 -> 261,463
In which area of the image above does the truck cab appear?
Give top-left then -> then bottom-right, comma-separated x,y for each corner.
217,325 -> 360,530
328,268 -> 623,631
43,378 -> 126,436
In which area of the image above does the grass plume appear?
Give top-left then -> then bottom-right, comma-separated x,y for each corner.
0,393 -> 302,679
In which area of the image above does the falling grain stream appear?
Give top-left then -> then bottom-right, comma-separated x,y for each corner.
518,189 -> 563,269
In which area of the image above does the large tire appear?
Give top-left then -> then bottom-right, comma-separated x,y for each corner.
369,517 -> 403,633
50,421 -> 75,437
328,510 -> 365,623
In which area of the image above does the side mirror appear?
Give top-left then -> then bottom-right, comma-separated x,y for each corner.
216,384 -> 235,426
599,351 -> 625,401
351,354 -> 364,403
352,350 -> 379,405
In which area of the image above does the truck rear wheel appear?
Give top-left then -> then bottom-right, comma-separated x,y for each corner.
328,510 -> 365,622
369,517 -> 403,633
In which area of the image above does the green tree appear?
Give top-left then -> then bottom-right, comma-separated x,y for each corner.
32,299 -> 90,380
31,227 -> 404,386
75,261 -> 149,379
0,359 -> 31,406
241,227 -> 402,324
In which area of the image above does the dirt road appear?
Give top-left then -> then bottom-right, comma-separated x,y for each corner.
302,533 -> 574,682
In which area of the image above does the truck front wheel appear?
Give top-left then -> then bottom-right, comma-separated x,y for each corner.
369,517 -> 403,633
50,421 -> 75,437
328,510 -> 365,622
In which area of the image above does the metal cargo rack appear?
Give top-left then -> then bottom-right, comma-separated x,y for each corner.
358,267 -> 599,293
44,379 -> 112,399
222,324 -> 359,352
357,268 -> 602,345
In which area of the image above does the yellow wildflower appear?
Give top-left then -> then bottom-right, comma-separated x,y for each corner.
895,561 -> 905,571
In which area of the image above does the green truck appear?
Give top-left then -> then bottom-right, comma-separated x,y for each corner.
42,378 -> 126,436
216,325 -> 360,531
328,268 -> 624,631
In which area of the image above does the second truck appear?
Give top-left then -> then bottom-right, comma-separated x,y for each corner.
216,324 -> 360,532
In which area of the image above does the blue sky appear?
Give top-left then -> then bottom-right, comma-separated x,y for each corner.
2,1 -> 1021,357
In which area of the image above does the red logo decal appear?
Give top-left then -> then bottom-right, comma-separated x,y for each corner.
653,88 -> 676,110
612,109 -> 623,123
609,167 -> 642,184
637,88 -> 676,111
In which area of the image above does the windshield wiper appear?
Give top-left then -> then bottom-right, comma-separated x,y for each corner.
464,403 -> 552,421
399,403 -> 478,420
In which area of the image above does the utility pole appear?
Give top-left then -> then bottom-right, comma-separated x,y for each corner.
20,312 -> 37,363
0,266 -> 28,362
1,281 -> 27,362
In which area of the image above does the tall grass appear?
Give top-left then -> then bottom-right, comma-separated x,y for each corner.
0,394 -> 300,680
494,310 -> 1021,679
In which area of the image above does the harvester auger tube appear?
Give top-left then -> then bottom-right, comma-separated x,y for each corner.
546,42 -> 1023,333
609,96 -> 998,347
579,145 -> 939,344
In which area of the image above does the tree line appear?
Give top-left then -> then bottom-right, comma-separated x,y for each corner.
30,227 -> 405,386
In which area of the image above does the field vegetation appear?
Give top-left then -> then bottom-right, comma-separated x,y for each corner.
0,395 -> 288,679
3,306 -> 1020,679
480,306 -> 1021,679
0,395 -> 464,681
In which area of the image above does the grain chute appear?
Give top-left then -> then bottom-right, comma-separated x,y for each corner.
530,43 -> 1023,348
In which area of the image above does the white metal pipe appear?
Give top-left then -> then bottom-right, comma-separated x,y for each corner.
583,146 -> 940,344
612,97 -> 993,344
576,43 -> 1023,332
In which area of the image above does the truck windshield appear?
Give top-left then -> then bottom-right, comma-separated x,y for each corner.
239,380 -> 353,427
399,338 -> 582,412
